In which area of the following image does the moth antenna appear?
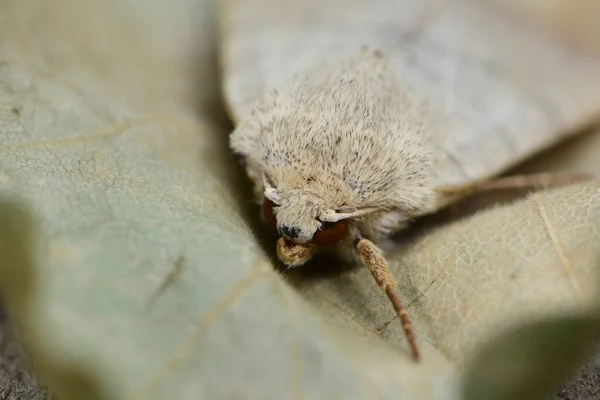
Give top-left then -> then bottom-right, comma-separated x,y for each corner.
436,171 -> 594,199
354,238 -> 420,362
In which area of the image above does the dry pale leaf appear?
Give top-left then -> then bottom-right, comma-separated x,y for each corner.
219,0 -> 600,188
479,0 -> 600,53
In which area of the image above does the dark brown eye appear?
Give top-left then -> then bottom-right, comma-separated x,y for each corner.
313,220 -> 349,246
262,198 -> 278,228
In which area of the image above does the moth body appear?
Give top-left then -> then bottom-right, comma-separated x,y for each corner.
230,48 -> 437,264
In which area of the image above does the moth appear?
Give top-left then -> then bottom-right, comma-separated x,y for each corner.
229,47 -> 591,361
221,0 -> 600,362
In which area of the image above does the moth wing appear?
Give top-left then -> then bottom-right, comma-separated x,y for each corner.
218,0 -> 600,191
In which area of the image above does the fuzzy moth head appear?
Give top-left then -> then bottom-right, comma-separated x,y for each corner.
261,172 -> 377,268
261,173 -> 357,246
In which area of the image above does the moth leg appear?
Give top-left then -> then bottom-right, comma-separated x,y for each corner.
437,171 -> 594,198
354,237 -> 420,362
276,237 -> 316,267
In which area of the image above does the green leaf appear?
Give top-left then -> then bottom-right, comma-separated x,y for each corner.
462,314 -> 600,400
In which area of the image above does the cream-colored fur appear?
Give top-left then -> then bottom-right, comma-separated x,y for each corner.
230,47 -> 436,261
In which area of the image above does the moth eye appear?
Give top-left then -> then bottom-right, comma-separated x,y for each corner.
262,198 -> 278,228
313,219 -> 349,246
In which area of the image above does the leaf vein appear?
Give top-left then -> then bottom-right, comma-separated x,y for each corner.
128,261 -> 269,399
534,194 -> 584,301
